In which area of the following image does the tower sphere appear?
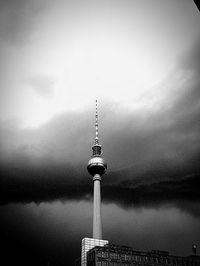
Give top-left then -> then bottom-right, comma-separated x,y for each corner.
87,156 -> 107,176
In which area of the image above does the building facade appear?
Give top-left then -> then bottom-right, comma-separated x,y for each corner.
87,244 -> 200,266
81,238 -> 109,266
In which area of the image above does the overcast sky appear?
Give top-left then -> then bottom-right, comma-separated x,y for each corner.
0,1 -> 200,266
0,0 -> 200,196
0,0 -> 199,127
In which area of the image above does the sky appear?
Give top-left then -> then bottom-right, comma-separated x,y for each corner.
0,0 -> 200,265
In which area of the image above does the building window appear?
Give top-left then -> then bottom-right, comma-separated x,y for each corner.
102,252 -> 108,258
125,255 -> 131,261
110,253 -> 118,259
121,254 -> 125,260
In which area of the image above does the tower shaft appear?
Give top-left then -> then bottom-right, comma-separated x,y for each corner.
93,174 -> 102,239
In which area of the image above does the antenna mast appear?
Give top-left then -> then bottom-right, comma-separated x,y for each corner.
95,99 -> 99,145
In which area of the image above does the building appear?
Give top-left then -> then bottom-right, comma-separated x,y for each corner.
87,244 -> 200,266
80,238 -> 109,266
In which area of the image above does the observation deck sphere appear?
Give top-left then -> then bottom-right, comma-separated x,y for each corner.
87,157 -> 107,176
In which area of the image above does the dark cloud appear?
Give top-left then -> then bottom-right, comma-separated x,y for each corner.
0,0 -> 47,45
0,161 -> 90,205
179,33 -> 200,74
193,0 -> 200,12
0,32 -> 200,219
1,159 -> 200,218
103,172 -> 200,209
0,201 -> 81,266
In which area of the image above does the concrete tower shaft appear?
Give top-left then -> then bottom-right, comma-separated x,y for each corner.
92,174 -> 102,239
87,100 -> 107,240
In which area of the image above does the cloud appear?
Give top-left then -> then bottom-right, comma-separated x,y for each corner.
0,0 -> 47,45
179,34 -> 200,75
193,0 -> 200,11
0,34 -> 200,219
1,161 -> 200,219
26,75 -> 55,97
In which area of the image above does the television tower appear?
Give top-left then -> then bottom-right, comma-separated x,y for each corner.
87,100 -> 107,239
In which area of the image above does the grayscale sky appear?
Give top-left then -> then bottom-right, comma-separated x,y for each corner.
0,1 -> 200,266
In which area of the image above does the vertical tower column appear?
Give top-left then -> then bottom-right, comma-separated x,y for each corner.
93,174 -> 102,239
87,100 -> 107,240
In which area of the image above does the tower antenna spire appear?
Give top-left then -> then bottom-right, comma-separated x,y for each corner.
95,99 -> 99,145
